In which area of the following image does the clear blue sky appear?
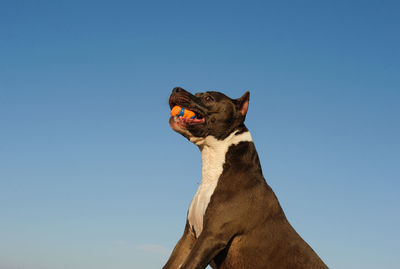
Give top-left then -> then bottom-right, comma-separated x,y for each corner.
1,1 -> 399,268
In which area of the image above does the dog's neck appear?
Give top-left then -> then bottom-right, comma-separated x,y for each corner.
187,130 -> 253,236
196,131 -> 253,184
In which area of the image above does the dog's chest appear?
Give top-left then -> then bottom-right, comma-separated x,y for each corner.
188,144 -> 224,237
187,132 -> 252,237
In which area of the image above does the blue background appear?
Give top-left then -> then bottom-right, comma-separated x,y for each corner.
1,1 -> 399,268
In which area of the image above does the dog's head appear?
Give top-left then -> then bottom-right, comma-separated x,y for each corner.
169,87 -> 249,142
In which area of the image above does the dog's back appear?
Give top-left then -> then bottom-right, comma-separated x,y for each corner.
205,141 -> 327,269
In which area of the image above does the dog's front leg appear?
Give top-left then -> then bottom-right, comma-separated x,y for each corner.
163,221 -> 196,269
179,229 -> 230,269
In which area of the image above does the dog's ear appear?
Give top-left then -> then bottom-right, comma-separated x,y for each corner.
236,91 -> 250,117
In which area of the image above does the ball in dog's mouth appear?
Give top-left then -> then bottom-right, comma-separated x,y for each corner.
169,114 -> 205,132
169,105 -> 205,131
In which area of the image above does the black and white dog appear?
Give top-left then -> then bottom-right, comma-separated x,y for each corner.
164,87 -> 327,269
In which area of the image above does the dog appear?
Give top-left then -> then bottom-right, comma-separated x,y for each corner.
164,87 -> 328,269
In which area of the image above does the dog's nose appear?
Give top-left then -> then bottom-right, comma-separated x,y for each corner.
172,87 -> 185,95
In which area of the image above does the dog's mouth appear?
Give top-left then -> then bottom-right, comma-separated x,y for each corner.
169,96 -> 206,130
169,105 -> 206,128
172,113 -> 205,126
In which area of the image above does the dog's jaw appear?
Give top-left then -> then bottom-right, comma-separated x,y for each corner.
189,136 -> 206,146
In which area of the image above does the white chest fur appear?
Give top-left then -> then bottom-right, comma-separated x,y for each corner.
187,131 -> 253,237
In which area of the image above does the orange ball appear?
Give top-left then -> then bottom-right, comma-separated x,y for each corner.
171,105 -> 196,119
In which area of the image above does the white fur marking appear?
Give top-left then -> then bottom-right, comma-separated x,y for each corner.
188,131 -> 253,237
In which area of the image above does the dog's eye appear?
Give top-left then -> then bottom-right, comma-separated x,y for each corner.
204,96 -> 214,102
